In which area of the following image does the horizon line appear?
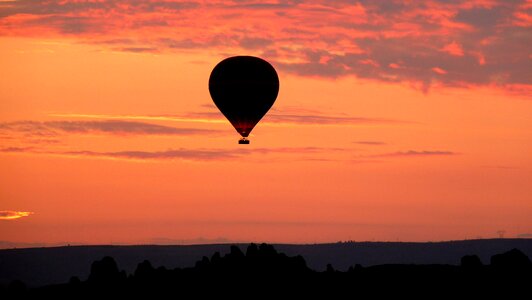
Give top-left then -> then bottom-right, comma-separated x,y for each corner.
1,237 -> 530,250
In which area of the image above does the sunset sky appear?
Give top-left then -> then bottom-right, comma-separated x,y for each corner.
1,0 -> 531,247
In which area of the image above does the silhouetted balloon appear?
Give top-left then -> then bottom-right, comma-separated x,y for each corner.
209,56 -> 279,144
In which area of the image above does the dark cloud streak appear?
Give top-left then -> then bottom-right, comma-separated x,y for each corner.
0,146 -> 35,153
62,149 -> 239,161
185,111 -> 408,125
63,146 -> 346,161
375,150 -> 458,157
0,120 -> 218,136
266,113 -> 403,125
354,141 -> 387,146
1,146 -> 349,162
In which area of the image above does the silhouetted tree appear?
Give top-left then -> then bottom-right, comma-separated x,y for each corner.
258,243 -> 277,257
491,248 -> 532,270
87,256 -> 126,285
326,264 -> 336,273
347,264 -> 363,273
461,255 -> 483,269
134,260 -> 154,279
246,243 -> 259,257
68,276 -> 81,285
195,256 -> 210,269
229,245 -> 245,258
211,251 -> 222,264
226,245 -> 246,272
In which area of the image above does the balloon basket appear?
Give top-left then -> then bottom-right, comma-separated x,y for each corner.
239,138 -> 250,144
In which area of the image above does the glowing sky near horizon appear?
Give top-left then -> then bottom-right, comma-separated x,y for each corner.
0,0 -> 531,246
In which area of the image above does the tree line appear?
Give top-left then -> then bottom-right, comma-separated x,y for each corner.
4,243 -> 531,298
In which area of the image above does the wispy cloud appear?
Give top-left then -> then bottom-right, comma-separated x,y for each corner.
146,237 -> 236,245
49,113 -> 227,124
62,149 -> 239,161
0,146 -> 347,162
265,113 -> 403,125
50,111 -> 407,126
0,241 -> 52,249
517,233 -> 532,238
64,146 -> 346,161
113,46 -> 158,53
481,165 -> 519,169
0,211 -> 33,220
354,141 -> 387,146
0,120 -> 219,136
186,111 -> 405,125
0,146 -> 34,153
374,150 -> 458,157
1,0 -> 529,91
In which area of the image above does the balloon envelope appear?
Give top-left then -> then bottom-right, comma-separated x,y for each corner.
209,56 -> 279,140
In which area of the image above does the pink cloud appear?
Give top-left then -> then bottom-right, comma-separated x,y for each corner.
441,41 -> 465,56
432,67 -> 448,75
513,11 -> 532,26
389,63 -> 402,69
472,51 -> 487,65
0,0 -> 530,91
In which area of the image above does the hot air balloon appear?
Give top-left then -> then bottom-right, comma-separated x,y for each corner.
209,56 -> 279,144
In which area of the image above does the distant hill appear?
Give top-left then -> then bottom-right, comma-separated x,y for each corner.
0,238 -> 530,287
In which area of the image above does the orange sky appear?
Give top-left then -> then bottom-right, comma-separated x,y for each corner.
1,0 -> 531,246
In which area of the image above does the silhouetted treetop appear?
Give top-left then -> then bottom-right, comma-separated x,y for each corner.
88,256 -> 126,285
491,248 -> 532,269
185,243 -> 310,277
461,255 -> 483,268
134,260 -> 154,279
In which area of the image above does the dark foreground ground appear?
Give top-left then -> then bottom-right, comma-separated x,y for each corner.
2,243 -> 531,298
2,238 -> 531,288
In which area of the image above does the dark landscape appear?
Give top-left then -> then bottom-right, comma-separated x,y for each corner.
1,239 -> 531,297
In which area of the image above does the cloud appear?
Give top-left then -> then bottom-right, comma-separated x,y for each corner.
481,165 -> 519,169
183,109 -> 408,126
188,111 -> 405,126
432,67 -> 448,75
62,146 -> 344,161
63,149 -> 239,161
441,41 -> 465,56
146,237 -> 236,245
1,1 -> 529,91
0,146 -> 34,152
50,111 -> 407,126
0,1 -> 199,18
354,141 -> 386,146
49,113 -> 228,124
375,150 -> 458,157
239,37 -> 273,49
517,233 -> 532,238
1,146 -> 347,162
0,120 -> 218,136
0,241 -> 50,249
0,211 -> 33,220
248,147 -> 345,154
113,47 -> 158,53
265,113 -> 404,125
